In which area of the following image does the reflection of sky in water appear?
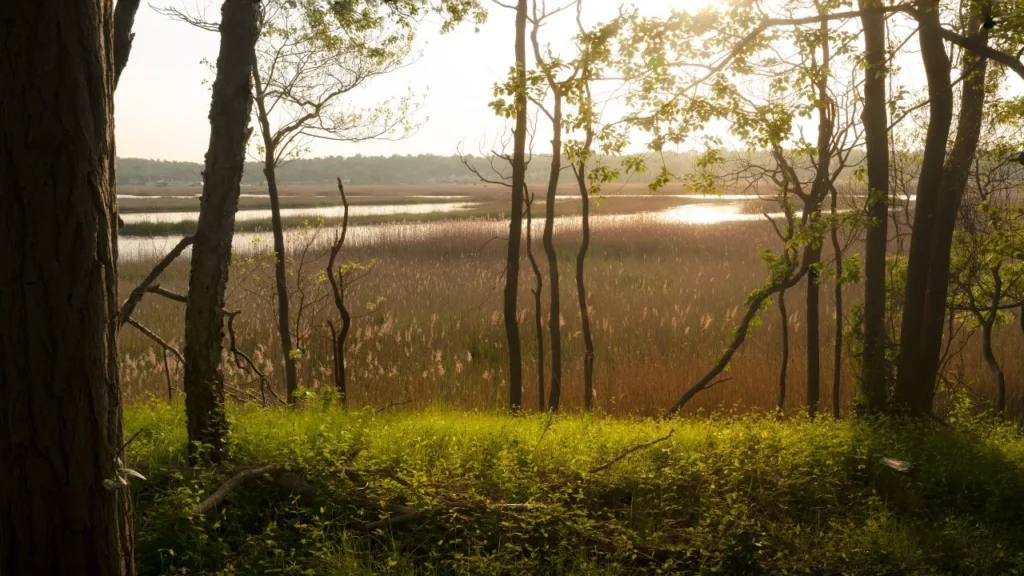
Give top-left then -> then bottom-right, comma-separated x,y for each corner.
118,201 -> 789,262
657,203 -> 771,225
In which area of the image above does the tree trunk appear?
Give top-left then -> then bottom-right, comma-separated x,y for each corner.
261,154 -> 299,403
895,0 -> 954,414
113,0 -> 142,87
777,289 -> 790,412
575,160 -> 596,412
183,0 -> 259,463
543,95 -> 564,412
505,0 -> 528,411
250,52 -> 299,403
327,179 -> 352,406
858,0 -> 891,412
0,0 -> 134,572
831,187 -> 844,419
525,191 -> 545,411
918,6 -> 991,412
982,319 -> 1006,414
805,19 -> 830,418
806,247 -> 822,417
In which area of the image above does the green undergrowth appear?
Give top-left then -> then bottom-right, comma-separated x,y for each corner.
126,403 -> 1024,575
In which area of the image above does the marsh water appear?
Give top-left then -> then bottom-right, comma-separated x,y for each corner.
118,195 -> 787,261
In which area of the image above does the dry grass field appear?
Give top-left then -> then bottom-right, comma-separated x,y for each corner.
117,204 -> 1024,416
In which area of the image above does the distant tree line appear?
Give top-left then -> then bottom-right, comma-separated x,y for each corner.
116,152 -> 702,186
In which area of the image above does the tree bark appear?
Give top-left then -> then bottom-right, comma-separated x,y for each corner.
251,59 -> 300,403
0,0 -> 134,572
327,179 -> 352,406
917,4 -> 991,412
777,289 -> 790,411
113,0 -> 142,87
806,244 -> 822,417
542,95 -> 564,411
804,16 -> 831,418
574,148 -> 596,412
857,0 -> 891,412
505,0 -> 528,411
525,191 -> 545,411
831,186 -> 844,419
183,0 -> 259,464
894,0 -> 954,413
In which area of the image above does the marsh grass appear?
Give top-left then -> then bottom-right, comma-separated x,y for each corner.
118,212 -> 1024,416
127,403 -> 1024,575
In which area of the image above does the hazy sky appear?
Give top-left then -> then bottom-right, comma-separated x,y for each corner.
114,0 -> 709,162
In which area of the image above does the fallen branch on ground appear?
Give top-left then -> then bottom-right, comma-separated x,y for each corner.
587,430 -> 675,475
376,399 -> 412,413
192,464 -> 282,515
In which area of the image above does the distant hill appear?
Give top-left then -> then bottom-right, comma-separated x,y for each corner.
115,153 -> 701,187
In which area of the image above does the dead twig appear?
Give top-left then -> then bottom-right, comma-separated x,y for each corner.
126,317 -> 184,365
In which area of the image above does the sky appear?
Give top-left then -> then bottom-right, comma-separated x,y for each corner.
114,0 -> 710,162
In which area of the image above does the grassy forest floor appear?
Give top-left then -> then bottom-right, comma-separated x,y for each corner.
128,403 -> 1024,575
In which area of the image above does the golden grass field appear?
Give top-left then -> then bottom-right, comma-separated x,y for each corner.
117,188 -> 1024,416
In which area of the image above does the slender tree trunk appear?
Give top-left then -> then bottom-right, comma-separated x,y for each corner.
805,19 -> 830,418
806,245 -> 822,417
575,161 -> 596,412
262,154 -> 300,402
543,96 -> 564,411
505,0 -> 528,411
895,0 -> 954,413
665,257 -> 810,417
327,179 -> 352,406
858,0 -> 891,412
777,289 -> 790,411
526,191 -> 545,411
0,0 -> 134,571
183,0 -> 259,463
981,318 -> 1005,414
918,6 -> 991,411
250,54 -> 299,402
831,188 -> 844,419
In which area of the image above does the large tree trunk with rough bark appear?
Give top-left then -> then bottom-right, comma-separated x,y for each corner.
183,0 -> 259,463
858,0 -> 891,412
917,6 -> 991,412
895,0 -> 954,414
0,0 -> 134,572
505,0 -> 528,411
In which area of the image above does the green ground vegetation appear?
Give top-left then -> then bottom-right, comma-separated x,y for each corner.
127,403 -> 1024,575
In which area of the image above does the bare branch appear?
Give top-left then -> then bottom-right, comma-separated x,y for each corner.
126,318 -> 184,366
118,235 -> 194,327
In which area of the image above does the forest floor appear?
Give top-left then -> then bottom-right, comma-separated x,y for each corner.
127,403 -> 1024,575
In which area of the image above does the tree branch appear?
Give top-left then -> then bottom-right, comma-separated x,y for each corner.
118,235 -> 195,327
